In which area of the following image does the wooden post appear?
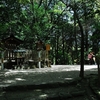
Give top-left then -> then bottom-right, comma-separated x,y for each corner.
46,50 -> 48,67
46,44 -> 50,67
1,51 -> 4,70
38,51 -> 41,68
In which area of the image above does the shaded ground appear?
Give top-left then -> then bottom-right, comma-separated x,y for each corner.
0,65 -> 100,100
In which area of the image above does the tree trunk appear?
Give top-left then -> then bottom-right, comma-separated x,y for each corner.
62,28 -> 65,64
55,33 -> 59,64
97,63 -> 100,86
75,11 -> 84,78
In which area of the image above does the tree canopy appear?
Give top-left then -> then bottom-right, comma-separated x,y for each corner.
0,0 -> 100,67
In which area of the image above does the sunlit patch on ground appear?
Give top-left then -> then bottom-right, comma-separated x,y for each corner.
64,78 -> 73,80
39,94 -> 48,99
4,80 -> 16,84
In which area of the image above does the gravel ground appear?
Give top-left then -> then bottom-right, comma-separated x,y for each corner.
0,65 -> 98,100
0,81 -> 86,100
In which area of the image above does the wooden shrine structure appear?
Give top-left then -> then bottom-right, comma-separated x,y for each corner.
1,35 -> 51,69
2,34 -> 24,69
2,34 -> 23,60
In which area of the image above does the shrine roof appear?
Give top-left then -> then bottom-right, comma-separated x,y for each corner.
2,34 -> 23,45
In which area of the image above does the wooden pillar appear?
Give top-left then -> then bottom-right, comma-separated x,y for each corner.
46,44 -> 50,67
38,51 -> 41,68
1,51 -> 4,70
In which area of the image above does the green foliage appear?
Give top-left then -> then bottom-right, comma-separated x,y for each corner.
0,23 -> 9,33
18,0 -> 30,4
96,51 -> 100,64
0,0 -> 100,64
53,1 -> 66,14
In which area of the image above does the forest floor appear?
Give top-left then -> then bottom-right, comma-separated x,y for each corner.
0,65 -> 100,100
